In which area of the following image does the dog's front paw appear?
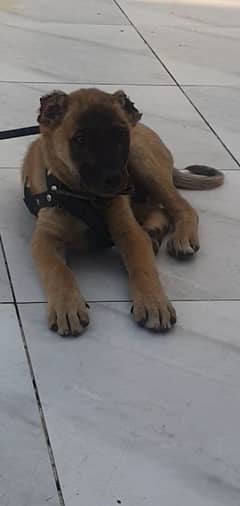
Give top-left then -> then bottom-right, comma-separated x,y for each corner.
131,293 -> 176,333
167,233 -> 200,259
48,291 -> 89,337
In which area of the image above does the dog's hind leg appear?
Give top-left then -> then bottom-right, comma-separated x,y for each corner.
129,126 -> 199,259
140,174 -> 199,259
142,207 -> 170,255
132,202 -> 170,255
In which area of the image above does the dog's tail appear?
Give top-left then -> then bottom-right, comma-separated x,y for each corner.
173,165 -> 224,190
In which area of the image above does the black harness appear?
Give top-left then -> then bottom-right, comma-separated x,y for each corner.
24,171 -> 133,248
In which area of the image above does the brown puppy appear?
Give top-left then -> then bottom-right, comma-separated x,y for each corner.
22,88 -> 224,336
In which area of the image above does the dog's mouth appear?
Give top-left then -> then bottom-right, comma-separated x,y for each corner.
79,169 -> 130,199
102,174 -> 130,197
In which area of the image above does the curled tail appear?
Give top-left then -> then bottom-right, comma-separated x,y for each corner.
173,165 -> 224,190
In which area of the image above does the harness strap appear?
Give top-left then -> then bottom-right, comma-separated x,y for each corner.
24,171 -> 122,248
24,184 -> 61,216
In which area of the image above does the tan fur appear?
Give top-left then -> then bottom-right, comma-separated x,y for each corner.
22,88 -> 224,336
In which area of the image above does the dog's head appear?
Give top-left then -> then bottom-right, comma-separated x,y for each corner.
38,88 -> 142,196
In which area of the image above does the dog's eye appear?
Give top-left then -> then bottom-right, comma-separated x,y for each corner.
73,131 -> 85,145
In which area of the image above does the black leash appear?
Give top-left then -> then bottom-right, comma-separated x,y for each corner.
0,125 -> 40,140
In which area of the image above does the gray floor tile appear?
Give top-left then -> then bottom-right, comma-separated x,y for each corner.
19,301 -> 240,506
4,0 -> 128,25
0,17 -> 171,84
0,243 -> 12,302
184,86 -> 240,165
0,304 -> 59,506
118,0 -> 240,28
117,1 -> 240,85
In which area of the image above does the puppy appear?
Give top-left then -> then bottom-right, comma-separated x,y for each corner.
22,88 -> 224,336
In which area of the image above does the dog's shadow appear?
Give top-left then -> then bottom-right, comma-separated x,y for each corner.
69,246 -> 129,301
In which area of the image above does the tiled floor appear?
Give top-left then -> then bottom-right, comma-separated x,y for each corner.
0,1 -> 240,505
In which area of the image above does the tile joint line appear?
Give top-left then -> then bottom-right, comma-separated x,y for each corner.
0,235 -> 65,506
112,0 -> 240,169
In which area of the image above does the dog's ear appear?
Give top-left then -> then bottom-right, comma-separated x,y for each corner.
37,90 -> 68,126
113,90 -> 142,126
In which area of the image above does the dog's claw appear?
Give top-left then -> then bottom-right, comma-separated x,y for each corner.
167,236 -> 200,259
131,297 -> 176,333
48,293 -> 89,337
